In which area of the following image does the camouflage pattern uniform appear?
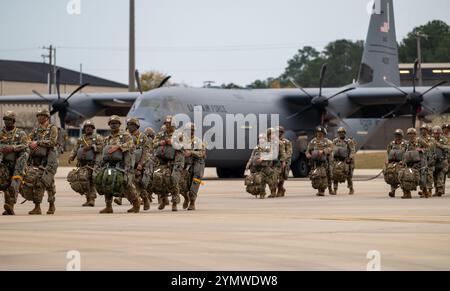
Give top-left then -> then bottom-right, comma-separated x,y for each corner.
153,116 -> 185,211
400,128 -> 429,199
385,130 -> 407,198
27,109 -> 59,215
245,133 -> 278,199
432,126 -> 449,197
306,126 -> 334,196
275,126 -> 292,198
0,111 -> 29,215
68,120 -> 104,206
332,127 -> 356,195
144,127 -> 156,203
181,123 -> 206,210
419,124 -> 435,196
99,115 -> 140,213
127,118 -> 152,211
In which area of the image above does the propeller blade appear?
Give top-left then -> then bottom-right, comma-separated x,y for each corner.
135,70 -> 143,94
326,87 -> 355,101
32,90 -> 52,102
326,108 -> 350,128
113,98 -> 127,104
65,83 -> 90,102
56,68 -> 61,99
286,105 -> 314,120
67,107 -> 86,119
421,103 -> 437,115
319,64 -> 327,97
288,77 -> 313,98
158,76 -> 172,88
420,81 -> 448,97
382,103 -> 407,119
320,110 -> 327,126
383,77 -> 408,96
413,59 -> 419,93
58,110 -> 66,129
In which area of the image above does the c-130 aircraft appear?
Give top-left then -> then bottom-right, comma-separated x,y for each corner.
1,0 -> 449,178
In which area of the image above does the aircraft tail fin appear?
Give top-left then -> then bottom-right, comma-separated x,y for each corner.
357,0 -> 400,87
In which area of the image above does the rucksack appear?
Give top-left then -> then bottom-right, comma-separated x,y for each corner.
67,166 -> 92,194
398,167 -> 420,191
94,167 -> 125,197
332,161 -> 349,183
383,163 -> 401,186
19,166 -> 45,201
310,166 -> 327,190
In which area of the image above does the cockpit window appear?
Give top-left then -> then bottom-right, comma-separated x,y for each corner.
138,96 -> 183,113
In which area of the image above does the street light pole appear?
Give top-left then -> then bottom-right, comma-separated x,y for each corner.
129,0 -> 136,92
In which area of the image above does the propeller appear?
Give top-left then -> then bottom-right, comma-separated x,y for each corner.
383,59 -> 447,127
287,63 -> 355,126
32,68 -> 89,129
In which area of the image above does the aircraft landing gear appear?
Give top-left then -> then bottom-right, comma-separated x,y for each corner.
291,155 -> 309,178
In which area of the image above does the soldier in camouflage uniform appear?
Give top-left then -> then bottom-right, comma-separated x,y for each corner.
153,115 -> 185,211
99,115 -> 140,214
432,126 -> 449,197
126,118 -> 152,211
419,124 -> 435,198
332,127 -> 356,195
306,126 -> 334,196
275,126 -> 292,197
0,111 -> 29,215
182,123 -> 206,210
68,120 -> 104,207
27,109 -> 59,215
245,132 -> 278,199
400,128 -> 429,199
144,127 -> 156,203
385,129 -> 407,198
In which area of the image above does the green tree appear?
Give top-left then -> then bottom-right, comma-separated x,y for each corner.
399,20 -> 450,63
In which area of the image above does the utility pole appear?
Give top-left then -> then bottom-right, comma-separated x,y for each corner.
129,0 -> 136,92
416,32 -> 423,87
42,45 -> 56,94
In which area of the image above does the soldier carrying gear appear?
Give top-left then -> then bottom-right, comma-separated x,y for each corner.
306,126 -> 334,196
67,120 -> 104,207
275,126 -> 292,198
0,111 -> 30,215
399,128 -> 429,199
245,133 -> 278,199
419,124 -> 435,197
384,129 -> 407,198
126,117 -> 153,211
153,115 -> 185,212
432,126 -> 450,197
181,122 -> 206,210
24,108 -> 59,215
143,127 -> 157,203
95,115 -> 140,214
332,127 -> 356,195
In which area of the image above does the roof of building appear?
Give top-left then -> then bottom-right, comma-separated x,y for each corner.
0,59 -> 127,88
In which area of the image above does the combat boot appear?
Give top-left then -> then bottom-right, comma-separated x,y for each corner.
423,188 -> 430,199
29,203 -> 42,215
316,190 -> 325,197
182,196 -> 190,209
388,190 -> 396,198
277,188 -> 286,197
349,187 -> 355,195
82,197 -> 95,207
114,197 -> 123,206
100,200 -> 113,214
401,191 -> 412,199
328,186 -> 336,195
143,196 -> 150,211
188,199 -> 196,211
172,202 -> 178,212
3,203 -> 15,215
158,197 -> 168,210
127,199 -> 140,213
47,202 -> 55,215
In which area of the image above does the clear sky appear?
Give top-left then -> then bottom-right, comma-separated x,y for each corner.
1,0 -> 449,88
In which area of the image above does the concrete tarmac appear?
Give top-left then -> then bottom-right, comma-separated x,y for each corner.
0,168 -> 449,271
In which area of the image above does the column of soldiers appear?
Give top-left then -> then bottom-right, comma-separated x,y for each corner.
244,126 -> 292,198
383,125 -> 450,199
